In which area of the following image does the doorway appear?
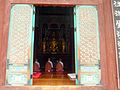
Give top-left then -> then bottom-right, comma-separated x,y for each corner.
33,6 -> 75,85
6,4 -> 101,86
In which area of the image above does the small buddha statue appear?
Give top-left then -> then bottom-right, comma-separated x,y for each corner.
62,39 -> 65,53
43,38 -> 46,53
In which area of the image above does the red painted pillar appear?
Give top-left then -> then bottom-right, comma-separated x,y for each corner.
0,0 -> 6,86
103,0 -> 118,90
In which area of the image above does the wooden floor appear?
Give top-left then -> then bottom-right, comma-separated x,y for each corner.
33,72 -> 76,85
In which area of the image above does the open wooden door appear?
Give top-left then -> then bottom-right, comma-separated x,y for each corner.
74,6 -> 101,86
6,4 -> 35,86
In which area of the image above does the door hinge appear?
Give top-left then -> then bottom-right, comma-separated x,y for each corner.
74,12 -> 76,15
7,59 -> 9,69
30,74 -> 33,79
33,10 -> 35,14
76,74 -> 78,79
74,28 -> 76,32
32,27 -> 35,31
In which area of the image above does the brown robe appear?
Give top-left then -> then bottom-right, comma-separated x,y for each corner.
45,62 -> 53,72
33,63 -> 40,72
56,62 -> 64,72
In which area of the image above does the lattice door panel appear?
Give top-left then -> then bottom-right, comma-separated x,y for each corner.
74,6 -> 101,86
6,4 -> 35,86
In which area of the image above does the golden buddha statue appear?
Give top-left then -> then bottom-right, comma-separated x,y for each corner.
49,32 -> 58,53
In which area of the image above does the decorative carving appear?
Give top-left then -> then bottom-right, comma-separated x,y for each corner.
6,4 -> 34,85
75,6 -> 101,86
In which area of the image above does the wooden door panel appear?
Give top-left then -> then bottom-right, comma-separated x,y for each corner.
74,6 -> 101,86
6,4 -> 35,86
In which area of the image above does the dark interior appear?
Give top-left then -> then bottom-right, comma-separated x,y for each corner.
34,6 -> 75,72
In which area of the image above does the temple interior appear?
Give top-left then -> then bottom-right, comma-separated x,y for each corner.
33,6 -> 75,85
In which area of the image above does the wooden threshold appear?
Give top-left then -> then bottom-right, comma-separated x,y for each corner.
0,86 -> 107,90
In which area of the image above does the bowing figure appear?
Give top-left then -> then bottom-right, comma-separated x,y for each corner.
45,58 -> 53,72
33,59 -> 40,72
33,59 -> 42,79
56,59 -> 64,72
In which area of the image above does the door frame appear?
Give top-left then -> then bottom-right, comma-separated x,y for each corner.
0,0 -> 115,89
